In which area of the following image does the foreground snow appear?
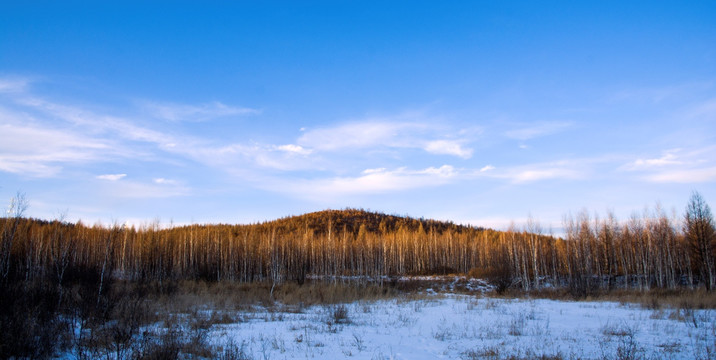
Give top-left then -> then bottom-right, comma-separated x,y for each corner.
204,295 -> 715,359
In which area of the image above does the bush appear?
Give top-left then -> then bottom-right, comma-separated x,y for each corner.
140,328 -> 183,360
328,304 -> 350,325
218,341 -> 253,360
469,265 -> 512,294
0,281 -> 69,359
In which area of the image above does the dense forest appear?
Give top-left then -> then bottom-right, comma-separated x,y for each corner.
1,192 -> 714,294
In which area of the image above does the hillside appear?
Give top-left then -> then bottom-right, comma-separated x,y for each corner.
250,208 -> 483,236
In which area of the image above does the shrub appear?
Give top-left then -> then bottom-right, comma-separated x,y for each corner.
327,304 -> 350,325
0,280 -> 68,359
469,263 -> 513,294
218,341 -> 253,360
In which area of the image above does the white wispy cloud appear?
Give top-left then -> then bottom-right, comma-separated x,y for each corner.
504,121 -> 573,140
99,180 -> 191,198
297,116 -> 475,158
476,161 -> 586,184
298,121 -> 419,151
9,89 -> 270,173
266,165 -> 459,199
178,142 -> 319,172
275,144 -> 312,155
13,95 -> 311,173
622,150 -> 683,170
622,147 -> 716,183
16,97 -> 172,146
645,167 -> 716,183
142,100 -> 259,122
509,168 -> 582,183
0,83 -> 220,178
0,77 -> 31,93
0,161 -> 61,178
0,121 -> 111,177
96,174 -> 127,181
153,178 -> 177,185
424,140 -> 473,158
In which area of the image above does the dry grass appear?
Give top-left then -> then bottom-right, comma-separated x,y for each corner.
599,288 -> 716,310
272,281 -> 398,305
461,346 -> 567,360
495,287 -> 716,310
145,279 -> 400,318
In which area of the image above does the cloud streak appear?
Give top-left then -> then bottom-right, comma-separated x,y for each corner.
473,160 -> 589,184
96,174 -> 127,181
297,117 -> 475,159
142,101 -> 259,122
0,120 -> 112,177
16,97 -> 173,146
298,121 -> 421,151
98,179 -> 191,198
504,121 -> 573,140
622,150 -> 683,170
265,165 -> 459,199
424,140 -> 473,158
0,77 -> 31,93
621,147 -> 716,183
645,167 -> 716,183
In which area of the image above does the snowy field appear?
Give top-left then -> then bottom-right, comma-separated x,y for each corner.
198,294 -> 715,360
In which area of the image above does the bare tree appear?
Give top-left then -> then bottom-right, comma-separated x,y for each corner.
50,211 -> 74,306
684,191 -> 715,290
526,215 -> 542,289
1,192 -> 28,282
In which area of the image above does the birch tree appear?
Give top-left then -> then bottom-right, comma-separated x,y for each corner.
684,191 -> 716,290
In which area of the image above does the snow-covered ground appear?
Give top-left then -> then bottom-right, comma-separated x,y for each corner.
203,295 -> 715,359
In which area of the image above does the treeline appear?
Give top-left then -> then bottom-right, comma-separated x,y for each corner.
1,194 -> 714,294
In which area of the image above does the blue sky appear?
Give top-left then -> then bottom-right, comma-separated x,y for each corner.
1,1 -> 715,231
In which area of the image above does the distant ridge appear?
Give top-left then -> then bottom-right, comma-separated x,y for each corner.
252,208 -> 485,235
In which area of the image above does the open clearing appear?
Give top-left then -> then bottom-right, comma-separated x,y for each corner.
147,294 -> 716,360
